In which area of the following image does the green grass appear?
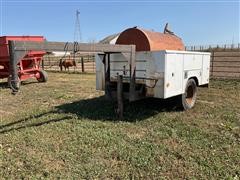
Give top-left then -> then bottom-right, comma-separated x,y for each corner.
0,72 -> 240,179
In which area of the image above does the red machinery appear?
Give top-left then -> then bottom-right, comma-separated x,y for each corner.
0,36 -> 47,87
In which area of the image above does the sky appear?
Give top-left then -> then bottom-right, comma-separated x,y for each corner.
0,0 -> 239,46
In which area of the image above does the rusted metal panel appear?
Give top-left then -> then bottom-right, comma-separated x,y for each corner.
116,28 -> 185,52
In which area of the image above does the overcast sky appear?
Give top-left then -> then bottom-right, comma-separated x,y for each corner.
1,0 -> 239,46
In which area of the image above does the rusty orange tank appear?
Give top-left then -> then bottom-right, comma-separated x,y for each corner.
116,27 -> 185,51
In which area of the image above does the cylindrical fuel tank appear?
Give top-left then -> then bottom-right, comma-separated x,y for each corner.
116,27 -> 185,51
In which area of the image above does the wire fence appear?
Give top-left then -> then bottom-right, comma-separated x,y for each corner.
42,54 -> 95,73
185,43 -> 240,52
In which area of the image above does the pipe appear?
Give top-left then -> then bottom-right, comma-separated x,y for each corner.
8,40 -> 19,94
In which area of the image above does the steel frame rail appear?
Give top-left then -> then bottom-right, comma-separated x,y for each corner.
8,41 -> 136,117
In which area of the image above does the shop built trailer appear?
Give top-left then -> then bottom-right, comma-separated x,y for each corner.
96,50 -> 210,115
6,27 -> 210,117
96,28 -> 211,117
0,36 -> 48,89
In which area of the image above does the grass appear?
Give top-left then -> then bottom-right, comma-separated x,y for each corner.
0,72 -> 239,179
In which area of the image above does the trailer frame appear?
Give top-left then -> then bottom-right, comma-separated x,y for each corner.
8,41 -> 137,118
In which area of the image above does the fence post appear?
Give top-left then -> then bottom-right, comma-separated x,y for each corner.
211,51 -> 214,77
42,58 -> 44,70
49,55 -> 51,70
81,57 -> 84,72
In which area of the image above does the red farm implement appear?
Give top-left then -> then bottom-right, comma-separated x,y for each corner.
0,36 -> 47,89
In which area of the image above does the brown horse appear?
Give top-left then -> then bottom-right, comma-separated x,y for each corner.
59,57 -> 76,71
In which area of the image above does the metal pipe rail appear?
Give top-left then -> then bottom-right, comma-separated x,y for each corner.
11,41 -> 135,54
8,41 -> 136,102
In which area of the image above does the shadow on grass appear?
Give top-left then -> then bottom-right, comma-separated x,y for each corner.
0,80 -> 40,89
0,110 -> 72,134
55,95 -> 180,122
0,96 -> 180,134
0,82 -> 8,88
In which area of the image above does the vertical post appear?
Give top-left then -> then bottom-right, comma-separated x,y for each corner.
81,56 -> 84,72
117,74 -> 123,119
92,56 -> 94,72
211,51 -> 214,77
129,45 -> 136,101
8,40 -> 19,93
48,54 -> 51,70
42,57 -> 44,70
104,53 -> 111,99
92,57 -> 95,72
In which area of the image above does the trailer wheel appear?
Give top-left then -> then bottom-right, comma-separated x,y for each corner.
181,79 -> 197,110
37,70 -> 48,82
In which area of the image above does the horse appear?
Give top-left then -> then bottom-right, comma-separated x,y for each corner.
59,57 -> 76,72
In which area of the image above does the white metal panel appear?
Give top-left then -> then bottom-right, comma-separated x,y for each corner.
110,70 -> 146,80
183,69 -> 201,89
110,53 -> 147,81
164,53 -> 183,98
184,54 -> 202,70
165,50 -> 210,56
149,51 -> 166,73
95,54 -> 105,90
110,53 -> 129,79
201,55 -> 210,84
148,51 -> 166,98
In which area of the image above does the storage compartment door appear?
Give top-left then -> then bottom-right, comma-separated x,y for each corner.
164,54 -> 183,98
201,54 -> 210,84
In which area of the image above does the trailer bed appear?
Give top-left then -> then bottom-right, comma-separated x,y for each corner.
96,50 -> 210,99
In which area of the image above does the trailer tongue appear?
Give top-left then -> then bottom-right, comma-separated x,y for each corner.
7,41 -> 137,99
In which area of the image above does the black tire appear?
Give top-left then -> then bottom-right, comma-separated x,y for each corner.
37,70 -> 48,82
180,79 -> 197,110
